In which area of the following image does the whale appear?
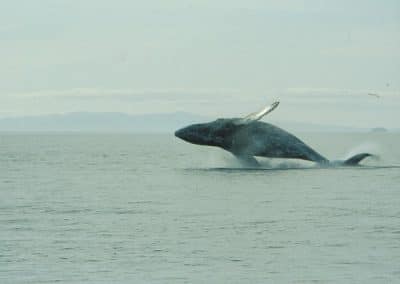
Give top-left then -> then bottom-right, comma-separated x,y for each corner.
174,102 -> 373,167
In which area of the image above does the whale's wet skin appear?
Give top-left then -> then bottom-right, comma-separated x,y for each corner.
175,102 -> 373,167
1,133 -> 399,283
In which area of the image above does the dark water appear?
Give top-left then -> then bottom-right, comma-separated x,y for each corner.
0,133 -> 399,283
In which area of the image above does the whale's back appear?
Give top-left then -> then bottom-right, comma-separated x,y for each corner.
230,122 -> 328,163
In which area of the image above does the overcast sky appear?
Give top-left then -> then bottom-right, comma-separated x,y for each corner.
0,0 -> 399,128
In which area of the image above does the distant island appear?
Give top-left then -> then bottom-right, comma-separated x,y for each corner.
370,127 -> 388,133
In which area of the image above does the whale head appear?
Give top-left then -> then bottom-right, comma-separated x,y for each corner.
175,101 -> 280,149
175,119 -> 239,148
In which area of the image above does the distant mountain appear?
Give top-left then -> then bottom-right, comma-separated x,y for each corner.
269,120 -> 368,133
0,112 -> 386,133
0,112 -> 209,132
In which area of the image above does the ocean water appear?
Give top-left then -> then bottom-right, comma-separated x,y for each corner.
0,132 -> 399,283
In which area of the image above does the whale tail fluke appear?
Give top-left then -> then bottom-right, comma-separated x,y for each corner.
343,153 -> 373,165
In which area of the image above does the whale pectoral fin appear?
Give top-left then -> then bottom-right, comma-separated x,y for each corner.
235,101 -> 280,125
235,155 -> 260,167
343,153 -> 374,165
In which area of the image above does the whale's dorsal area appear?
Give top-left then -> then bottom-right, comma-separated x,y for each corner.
235,101 -> 280,125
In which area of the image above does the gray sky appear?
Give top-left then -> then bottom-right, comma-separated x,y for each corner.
0,0 -> 399,128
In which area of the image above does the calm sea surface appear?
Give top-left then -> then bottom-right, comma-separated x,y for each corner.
0,132 -> 399,283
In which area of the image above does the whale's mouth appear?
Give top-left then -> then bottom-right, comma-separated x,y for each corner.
175,125 -> 202,144
174,128 -> 184,139
175,127 -> 191,143
174,124 -> 214,146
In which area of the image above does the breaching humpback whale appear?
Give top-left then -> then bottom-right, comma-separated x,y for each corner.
174,102 -> 373,167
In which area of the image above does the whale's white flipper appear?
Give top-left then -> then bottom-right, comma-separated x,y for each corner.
235,101 -> 280,125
